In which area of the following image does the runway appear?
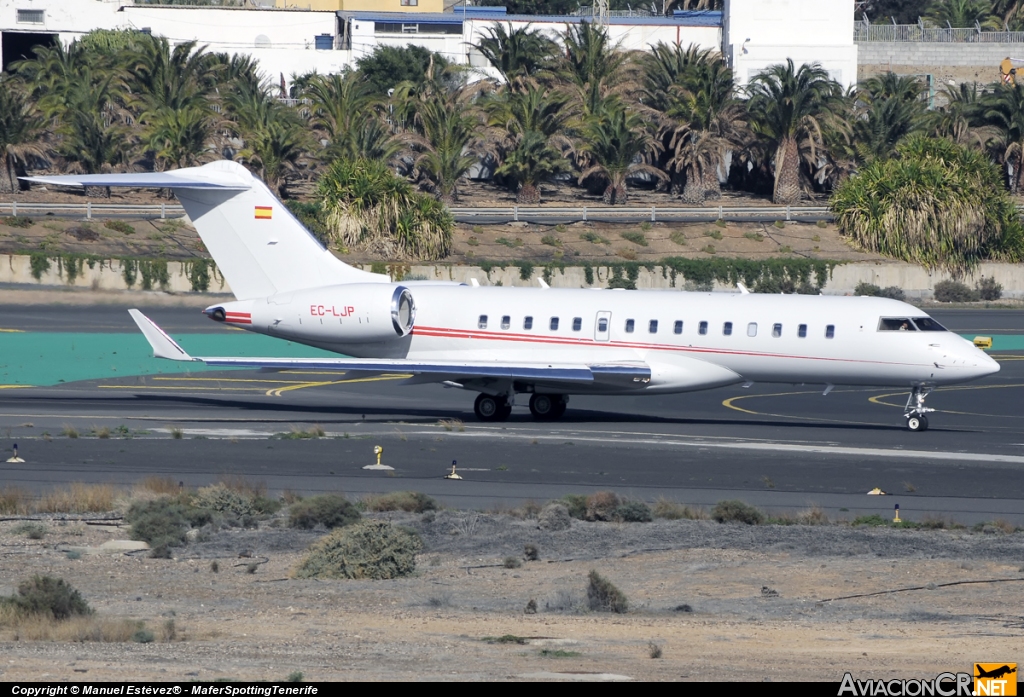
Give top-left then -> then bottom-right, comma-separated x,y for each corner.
1,303 -> 1022,525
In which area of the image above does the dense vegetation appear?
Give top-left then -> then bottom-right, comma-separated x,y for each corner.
3,13 -> 1024,270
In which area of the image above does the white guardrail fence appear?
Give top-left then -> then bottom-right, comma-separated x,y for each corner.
2,202 -> 1023,224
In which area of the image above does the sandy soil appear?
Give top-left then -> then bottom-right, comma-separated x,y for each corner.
1,511 -> 1021,682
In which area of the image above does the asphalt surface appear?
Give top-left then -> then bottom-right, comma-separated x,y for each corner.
0,304 -> 1022,525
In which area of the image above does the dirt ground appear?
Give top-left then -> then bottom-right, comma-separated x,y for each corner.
1,511 -> 1021,682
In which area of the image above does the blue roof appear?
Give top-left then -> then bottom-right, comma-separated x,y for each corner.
340,9 -> 721,27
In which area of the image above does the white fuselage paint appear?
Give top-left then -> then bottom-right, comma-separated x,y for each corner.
219,286 -> 1000,396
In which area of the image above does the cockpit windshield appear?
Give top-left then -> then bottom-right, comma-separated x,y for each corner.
910,317 -> 947,331
878,317 -> 948,332
878,318 -> 916,331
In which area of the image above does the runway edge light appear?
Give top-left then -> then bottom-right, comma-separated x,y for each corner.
893,503 -> 901,523
363,444 -> 393,471
6,443 -> 25,463
445,460 -> 463,480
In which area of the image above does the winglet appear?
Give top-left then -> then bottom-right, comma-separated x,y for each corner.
128,309 -> 194,361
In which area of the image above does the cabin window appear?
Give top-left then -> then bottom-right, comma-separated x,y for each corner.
478,315 -> 487,329
772,323 -> 782,338
501,315 -> 510,330
698,321 -> 708,335
598,318 -> 608,332
747,322 -> 757,337
825,324 -> 835,339
625,319 -> 635,333
674,320 -> 683,334
723,322 -> 733,336
878,318 -> 917,331
550,317 -> 559,331
524,316 -> 533,330
649,320 -> 658,334
572,317 -> 582,332
911,317 -> 947,331
798,324 -> 807,338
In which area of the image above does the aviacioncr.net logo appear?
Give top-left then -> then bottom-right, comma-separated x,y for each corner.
838,672 -> 973,696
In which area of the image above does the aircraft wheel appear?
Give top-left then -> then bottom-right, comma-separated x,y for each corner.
906,415 -> 929,432
529,394 -> 563,420
475,394 -> 512,422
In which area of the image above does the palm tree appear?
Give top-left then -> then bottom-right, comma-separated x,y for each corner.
852,72 -> 929,163
486,82 -> 571,203
981,81 -> 1024,192
746,59 -> 840,204
931,81 -> 987,146
226,81 -> 312,198
303,71 -> 399,164
559,21 -> 631,118
405,94 -> 486,204
144,106 -> 214,171
473,23 -> 558,83
925,0 -> 1002,28
0,78 -> 47,193
574,97 -> 666,204
650,46 -> 746,203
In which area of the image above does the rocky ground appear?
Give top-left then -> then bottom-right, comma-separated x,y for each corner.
1,509 -> 1021,682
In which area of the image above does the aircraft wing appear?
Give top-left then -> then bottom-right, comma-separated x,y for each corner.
128,310 -> 650,389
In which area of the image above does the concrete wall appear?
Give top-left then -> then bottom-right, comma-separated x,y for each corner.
5,255 -> 1022,299
856,41 -> 1016,85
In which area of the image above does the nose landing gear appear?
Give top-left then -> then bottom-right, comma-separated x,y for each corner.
904,386 -> 934,432
474,393 -> 512,422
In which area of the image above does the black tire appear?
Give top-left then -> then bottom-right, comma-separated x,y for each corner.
530,394 -> 566,420
907,415 -> 929,432
474,394 -> 500,422
497,402 -> 513,420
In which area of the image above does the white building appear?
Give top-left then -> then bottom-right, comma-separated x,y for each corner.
1,1 -> 856,90
722,0 -> 858,89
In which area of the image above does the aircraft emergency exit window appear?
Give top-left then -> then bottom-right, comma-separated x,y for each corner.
747,322 -> 757,337
772,323 -> 782,338
550,317 -> 560,331
798,324 -> 807,338
572,317 -> 582,331
826,324 -> 835,339
625,319 -> 635,333
674,320 -> 683,334
478,315 -> 488,329
878,318 -> 917,331
698,321 -> 708,335
501,315 -> 510,330
598,318 -> 608,332
524,316 -> 533,330
911,317 -> 948,331
649,320 -> 658,334
723,322 -> 733,336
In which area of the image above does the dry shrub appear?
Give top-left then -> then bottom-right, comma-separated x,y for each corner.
0,486 -> 30,515
652,498 -> 706,520
217,476 -> 267,501
796,506 -> 829,525
288,494 -> 360,530
9,615 -> 143,642
363,491 -> 437,514
587,570 -> 628,613
711,500 -> 765,525
194,484 -> 255,517
294,521 -> 422,580
138,477 -> 181,496
36,483 -> 117,513
2,575 -> 92,621
585,491 -> 620,521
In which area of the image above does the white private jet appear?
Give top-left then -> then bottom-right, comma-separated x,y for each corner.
26,161 -> 1000,431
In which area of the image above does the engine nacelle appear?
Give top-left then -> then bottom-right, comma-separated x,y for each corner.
206,283 -> 415,344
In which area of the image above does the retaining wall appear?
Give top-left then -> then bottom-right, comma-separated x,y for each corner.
3,254 -> 1022,299
856,41 -> 1016,86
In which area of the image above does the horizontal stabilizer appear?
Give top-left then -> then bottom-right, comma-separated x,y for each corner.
22,171 -> 250,191
129,310 -> 194,361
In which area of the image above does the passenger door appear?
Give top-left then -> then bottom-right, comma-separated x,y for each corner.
595,311 -> 612,342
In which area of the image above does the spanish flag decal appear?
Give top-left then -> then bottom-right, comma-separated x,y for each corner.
255,206 -> 272,220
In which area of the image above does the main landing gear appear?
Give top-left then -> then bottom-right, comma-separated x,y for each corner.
904,385 -> 934,432
472,393 -> 568,422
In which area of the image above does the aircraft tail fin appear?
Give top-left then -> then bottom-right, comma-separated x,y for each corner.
24,162 -> 389,299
